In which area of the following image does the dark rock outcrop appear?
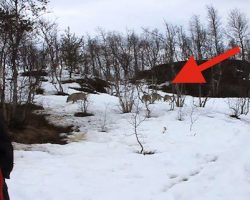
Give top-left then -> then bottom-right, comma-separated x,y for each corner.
135,59 -> 250,97
65,77 -> 111,94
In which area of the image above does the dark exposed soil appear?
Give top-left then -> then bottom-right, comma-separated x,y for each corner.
6,104 -> 74,144
75,77 -> 111,93
61,79 -> 76,84
230,114 -> 241,119
10,113 -> 74,144
36,87 -> 45,95
55,92 -> 69,96
74,112 -> 94,117
21,70 -> 48,77
63,77 -> 111,94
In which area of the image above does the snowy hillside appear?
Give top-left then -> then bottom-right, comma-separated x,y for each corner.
1,0 -> 250,199
8,82 -> 250,200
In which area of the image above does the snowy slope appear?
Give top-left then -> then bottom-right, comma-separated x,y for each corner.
7,83 -> 250,200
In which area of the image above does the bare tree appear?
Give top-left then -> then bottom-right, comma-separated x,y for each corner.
207,5 -> 224,96
176,26 -> 192,61
162,22 -> 186,108
0,14 -> 9,118
61,27 -> 83,78
228,9 -> 249,60
190,15 -> 207,60
98,29 -> 113,81
0,0 -> 48,124
129,100 -> 146,154
115,79 -> 135,113
78,94 -> 89,114
19,40 -> 44,104
189,15 -> 210,107
142,28 -> 162,69
207,5 -> 224,56
39,20 -> 65,94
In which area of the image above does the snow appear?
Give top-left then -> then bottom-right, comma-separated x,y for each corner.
7,83 -> 250,200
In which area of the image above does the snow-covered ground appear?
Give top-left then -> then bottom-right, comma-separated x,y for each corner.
8,82 -> 250,200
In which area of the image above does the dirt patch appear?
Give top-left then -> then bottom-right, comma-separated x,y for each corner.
74,112 -> 94,117
21,70 -> 48,77
69,86 -> 98,94
5,104 -> 74,144
230,114 -> 241,119
66,77 -> 112,94
76,77 -> 111,93
40,77 -> 49,82
36,87 -> 45,95
10,113 -> 74,144
55,92 -> 69,96
61,79 -> 77,84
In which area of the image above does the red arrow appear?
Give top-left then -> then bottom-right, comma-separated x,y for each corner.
172,47 -> 241,83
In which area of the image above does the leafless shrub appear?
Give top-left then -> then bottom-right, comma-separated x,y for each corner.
142,96 -> 151,118
197,85 -> 210,108
78,94 -> 89,113
197,95 -> 210,107
172,87 -> 186,108
129,100 -> 146,154
190,98 -> 199,131
177,106 -> 185,121
227,97 -> 250,119
115,79 -> 135,113
100,104 -> 109,132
